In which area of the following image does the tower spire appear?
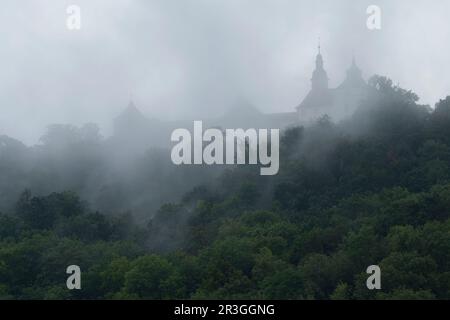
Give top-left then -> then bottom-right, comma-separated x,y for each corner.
343,52 -> 364,87
311,40 -> 328,90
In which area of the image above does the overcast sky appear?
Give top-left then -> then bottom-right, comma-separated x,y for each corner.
1,0 -> 449,144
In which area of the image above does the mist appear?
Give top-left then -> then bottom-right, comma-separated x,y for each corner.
2,1 -> 450,302
1,0 -> 449,144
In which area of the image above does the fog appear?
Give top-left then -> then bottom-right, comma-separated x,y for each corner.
0,0 -> 449,144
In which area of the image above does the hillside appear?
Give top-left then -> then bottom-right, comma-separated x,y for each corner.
1,76 -> 450,299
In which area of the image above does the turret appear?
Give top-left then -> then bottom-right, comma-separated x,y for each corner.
311,44 -> 329,91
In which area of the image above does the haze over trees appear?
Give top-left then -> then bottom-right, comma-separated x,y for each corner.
0,75 -> 450,299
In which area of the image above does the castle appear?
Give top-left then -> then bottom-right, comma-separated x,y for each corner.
112,46 -> 369,151
296,45 -> 368,122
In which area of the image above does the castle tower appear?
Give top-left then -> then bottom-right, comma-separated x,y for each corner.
311,44 -> 329,91
113,100 -> 149,136
339,56 -> 366,89
296,43 -> 333,122
334,56 -> 369,119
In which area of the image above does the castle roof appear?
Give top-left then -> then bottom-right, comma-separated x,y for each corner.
297,48 -> 368,122
116,101 -> 147,122
337,57 -> 366,90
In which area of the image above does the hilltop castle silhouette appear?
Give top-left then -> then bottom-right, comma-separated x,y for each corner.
297,45 -> 368,122
113,46 -> 369,151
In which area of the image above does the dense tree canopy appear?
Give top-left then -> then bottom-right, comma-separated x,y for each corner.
0,76 -> 449,299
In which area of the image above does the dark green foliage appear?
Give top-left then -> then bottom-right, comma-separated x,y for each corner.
0,78 -> 450,299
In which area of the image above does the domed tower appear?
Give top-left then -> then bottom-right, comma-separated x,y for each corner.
339,56 -> 366,89
334,56 -> 369,119
311,44 -> 329,91
296,43 -> 333,122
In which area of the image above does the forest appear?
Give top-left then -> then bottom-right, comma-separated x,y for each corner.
0,75 -> 449,299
